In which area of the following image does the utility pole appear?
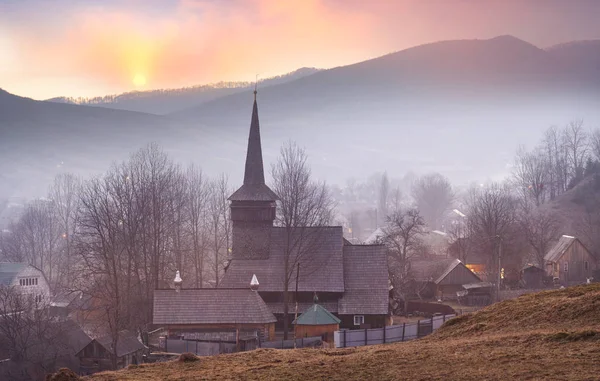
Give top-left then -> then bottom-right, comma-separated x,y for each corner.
497,236 -> 502,302
293,262 -> 300,349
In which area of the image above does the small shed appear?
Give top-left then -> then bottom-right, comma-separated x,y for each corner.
435,259 -> 482,300
521,264 -> 545,288
76,330 -> 146,374
544,235 -> 597,285
293,296 -> 340,345
457,282 -> 493,306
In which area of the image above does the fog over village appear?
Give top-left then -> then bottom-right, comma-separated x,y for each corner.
2,1 -> 600,380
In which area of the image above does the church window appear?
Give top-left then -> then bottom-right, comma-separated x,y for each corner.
354,315 -> 365,326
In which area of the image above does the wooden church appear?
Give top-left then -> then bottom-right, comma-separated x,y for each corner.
220,91 -> 390,330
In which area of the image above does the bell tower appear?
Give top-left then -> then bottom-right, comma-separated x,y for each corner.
228,90 -> 278,259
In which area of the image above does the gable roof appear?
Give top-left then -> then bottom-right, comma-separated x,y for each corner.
338,244 -> 389,315
220,226 -> 345,292
153,288 -> 276,325
544,235 -> 586,262
294,303 -> 341,325
411,258 -> 456,282
88,330 -> 146,358
0,263 -> 28,285
435,259 -> 481,285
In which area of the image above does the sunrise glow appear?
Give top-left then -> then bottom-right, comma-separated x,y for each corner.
133,73 -> 147,87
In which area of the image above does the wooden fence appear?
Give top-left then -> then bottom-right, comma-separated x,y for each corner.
334,314 -> 455,348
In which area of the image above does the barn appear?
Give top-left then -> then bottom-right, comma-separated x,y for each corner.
434,259 -> 482,300
544,235 -> 597,285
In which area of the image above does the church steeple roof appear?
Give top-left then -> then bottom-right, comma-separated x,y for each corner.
229,91 -> 279,202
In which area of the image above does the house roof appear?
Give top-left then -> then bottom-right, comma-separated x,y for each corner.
544,235 -> 579,262
411,258 -> 456,282
363,228 -> 385,244
338,245 -> 389,315
153,288 -> 277,325
220,227 -> 345,292
294,303 -> 341,325
92,330 -> 146,358
61,319 -> 93,355
435,259 -> 481,285
0,263 -> 28,285
462,282 -> 493,290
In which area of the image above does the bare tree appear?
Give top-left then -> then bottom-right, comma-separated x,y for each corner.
412,173 -> 454,230
466,183 -> 523,284
206,174 -> 232,287
377,172 -> 389,226
519,208 -> 560,268
512,146 -> 550,207
564,119 -> 589,187
76,175 -> 127,369
184,165 -> 209,288
383,207 -> 425,312
543,126 -> 569,198
3,201 -> 62,288
271,141 -> 335,339
48,173 -> 81,290
590,128 -> 600,163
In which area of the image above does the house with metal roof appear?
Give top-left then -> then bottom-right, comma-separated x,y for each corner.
219,92 -> 389,330
544,235 -> 597,285
0,262 -> 50,306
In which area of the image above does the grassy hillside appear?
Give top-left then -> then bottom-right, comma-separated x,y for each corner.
80,284 -> 600,381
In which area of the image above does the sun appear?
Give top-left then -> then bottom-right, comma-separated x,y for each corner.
133,73 -> 147,87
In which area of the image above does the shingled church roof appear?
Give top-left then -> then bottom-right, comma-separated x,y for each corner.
338,245 -> 389,315
153,288 -> 276,325
229,92 -> 279,202
220,226 -> 345,292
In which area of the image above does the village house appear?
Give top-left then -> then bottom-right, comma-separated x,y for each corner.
219,92 -> 390,330
433,259 -> 482,300
153,272 -> 277,346
0,262 -> 50,305
544,235 -> 597,285
76,330 -> 146,374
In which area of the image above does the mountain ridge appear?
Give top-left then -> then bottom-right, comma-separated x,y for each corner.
2,35 -> 600,201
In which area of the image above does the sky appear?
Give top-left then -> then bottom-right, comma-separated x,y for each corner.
1,0 -> 600,100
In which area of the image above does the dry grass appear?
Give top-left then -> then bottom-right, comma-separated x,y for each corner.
85,284 -> 600,381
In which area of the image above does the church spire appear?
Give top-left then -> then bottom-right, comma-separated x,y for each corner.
228,91 -> 279,202
243,90 -> 265,185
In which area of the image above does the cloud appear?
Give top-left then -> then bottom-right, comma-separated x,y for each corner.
4,0 -> 382,97
3,0 -> 600,98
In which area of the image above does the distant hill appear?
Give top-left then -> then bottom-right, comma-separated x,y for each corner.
46,68 -> 321,115
0,89 -> 175,199
3,36 -> 600,200
171,36 -> 600,186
